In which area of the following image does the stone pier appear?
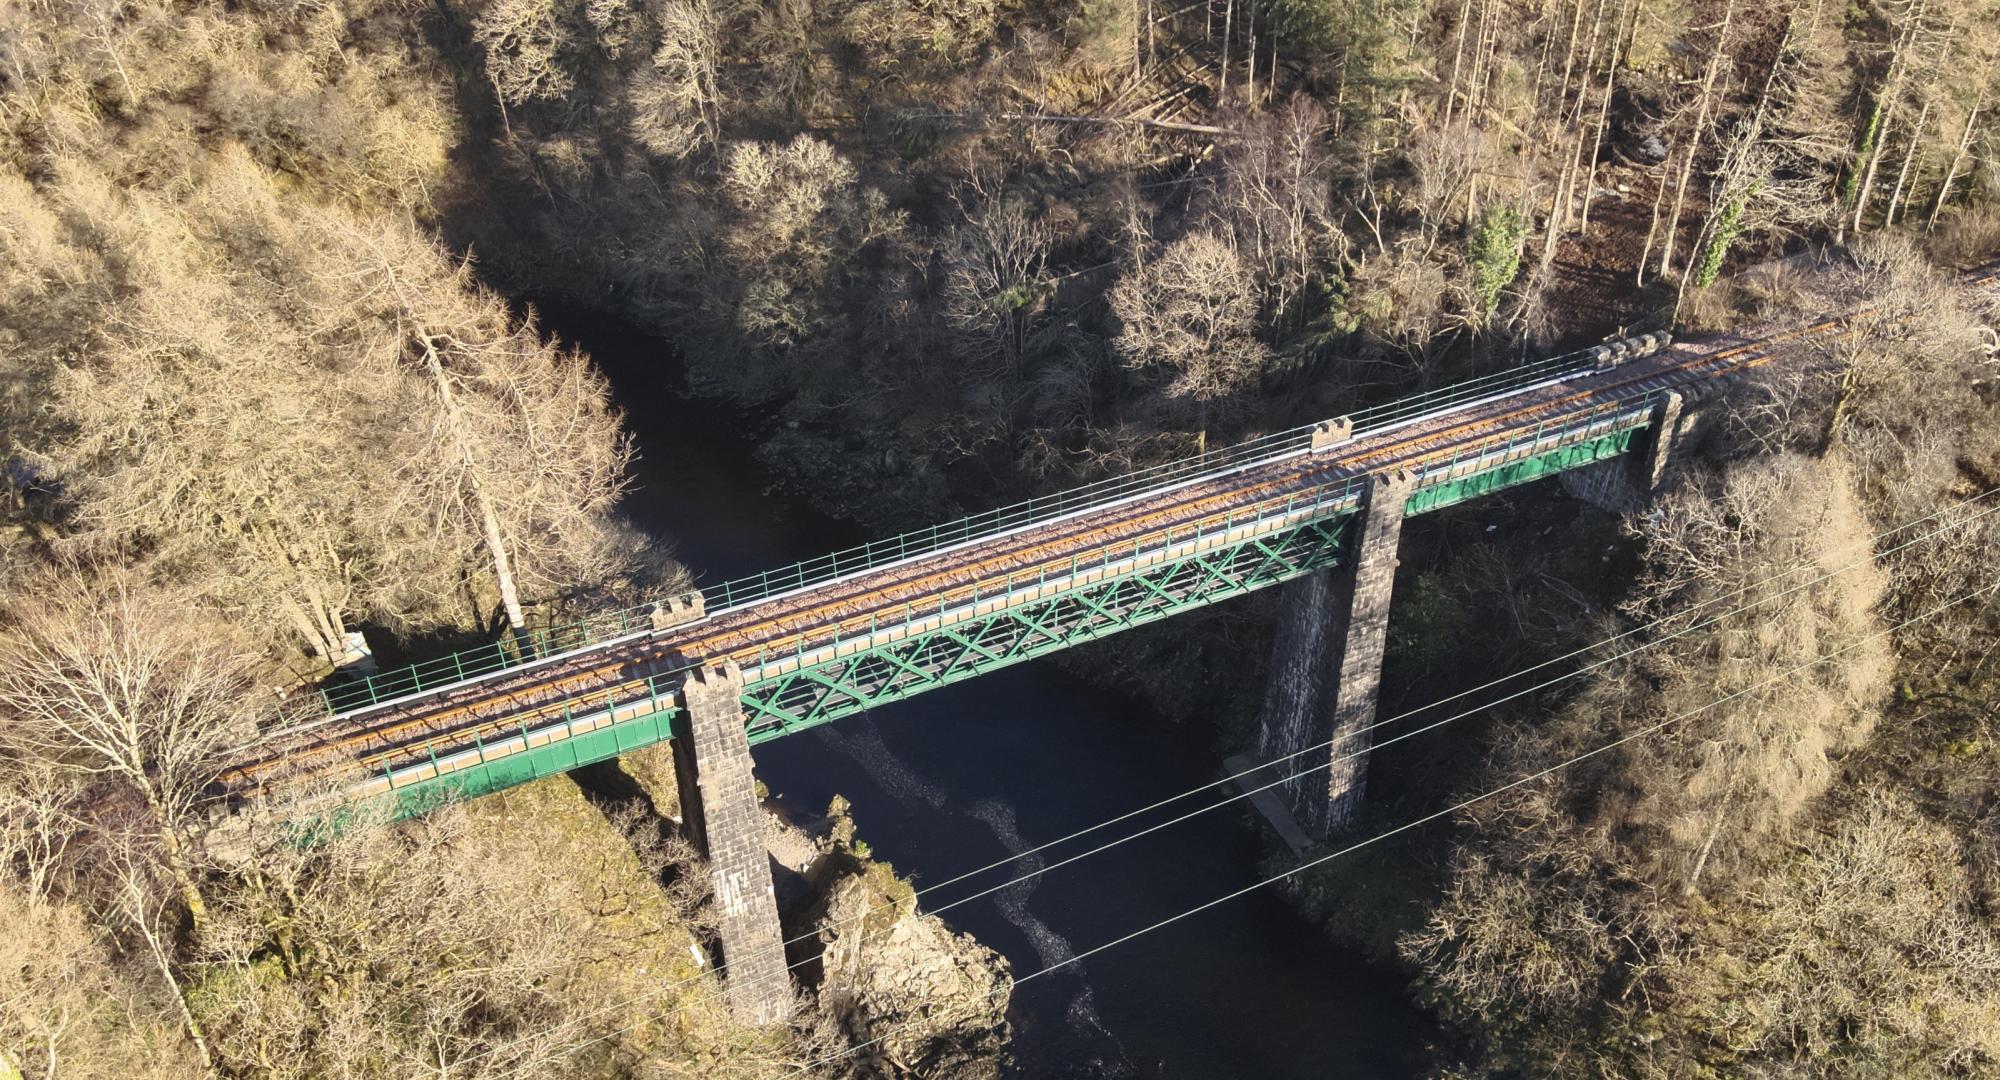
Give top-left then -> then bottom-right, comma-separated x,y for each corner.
672,661 -> 793,1025
1559,390 -> 1688,512
1255,470 -> 1415,838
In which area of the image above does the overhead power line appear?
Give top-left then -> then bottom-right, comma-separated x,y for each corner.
462,488 -> 2000,1075
787,576 -> 2000,1075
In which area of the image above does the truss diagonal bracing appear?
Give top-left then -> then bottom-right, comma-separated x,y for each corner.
739,513 -> 1354,741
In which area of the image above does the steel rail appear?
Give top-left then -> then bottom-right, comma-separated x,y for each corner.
227,375 -> 1697,795
227,365 -> 1729,791
311,258 -> 2000,717
224,260 -> 2000,801
311,351 -> 1604,718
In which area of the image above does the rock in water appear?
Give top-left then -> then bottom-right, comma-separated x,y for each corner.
813,865 -> 1013,1077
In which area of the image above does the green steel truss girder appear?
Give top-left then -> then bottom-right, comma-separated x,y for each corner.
359,418 -> 1654,817
365,683 -> 686,819
738,514 -> 1355,742
358,511 -> 1356,818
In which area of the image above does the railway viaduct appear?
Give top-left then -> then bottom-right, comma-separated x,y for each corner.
213,278 -> 1955,1023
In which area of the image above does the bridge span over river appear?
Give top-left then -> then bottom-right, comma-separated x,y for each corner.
215,268 -> 1994,1022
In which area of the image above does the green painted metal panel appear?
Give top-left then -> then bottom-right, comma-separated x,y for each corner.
1404,425 -> 1645,516
375,704 -> 682,820
320,351 -> 1625,714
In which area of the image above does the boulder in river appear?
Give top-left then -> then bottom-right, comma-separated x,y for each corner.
810,860 -> 1013,1078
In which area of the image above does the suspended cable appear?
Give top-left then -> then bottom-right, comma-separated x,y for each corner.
458,489 -> 2000,1072
785,577 -> 1999,1075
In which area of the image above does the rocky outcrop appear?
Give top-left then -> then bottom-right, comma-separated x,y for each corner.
810,861 -> 1012,1079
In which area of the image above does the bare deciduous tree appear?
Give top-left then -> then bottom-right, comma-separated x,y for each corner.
193,784 -> 836,1078
1402,454 -> 1906,1071
336,216 -> 634,639
0,569 -> 262,931
1614,458 -> 1890,894
628,0 -> 724,159
1651,0 -> 1736,280
0,881 -> 206,1080
942,177 -> 1055,383
1648,789 -> 2000,1072
32,153 -> 447,666
710,136 -> 908,403
1209,96 -> 1342,326
1814,234 -> 1976,452
29,149 -> 641,661
474,0 -> 579,107
1111,232 -> 1273,446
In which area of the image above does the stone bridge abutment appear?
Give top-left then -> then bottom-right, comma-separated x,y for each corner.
1559,390 -> 1690,512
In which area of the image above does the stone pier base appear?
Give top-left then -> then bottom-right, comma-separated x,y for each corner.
1254,470 -> 1414,838
673,661 -> 793,1025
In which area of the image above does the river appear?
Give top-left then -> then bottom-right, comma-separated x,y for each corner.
538,300 -> 1437,1078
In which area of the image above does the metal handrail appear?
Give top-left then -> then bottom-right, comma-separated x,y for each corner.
360,387 -> 1673,782
316,345 -> 1624,716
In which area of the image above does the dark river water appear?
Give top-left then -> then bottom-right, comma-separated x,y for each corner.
539,301 -> 1437,1078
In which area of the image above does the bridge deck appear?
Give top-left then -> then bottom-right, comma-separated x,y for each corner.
223,315 -> 1824,813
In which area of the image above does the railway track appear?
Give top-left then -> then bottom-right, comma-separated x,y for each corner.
219,261 -> 2000,805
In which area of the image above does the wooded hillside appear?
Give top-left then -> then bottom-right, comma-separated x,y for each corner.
2,0 -> 1997,1075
